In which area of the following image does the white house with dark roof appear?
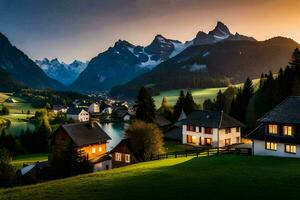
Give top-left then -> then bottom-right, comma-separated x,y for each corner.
182,110 -> 244,147
66,108 -> 90,122
247,96 -> 300,158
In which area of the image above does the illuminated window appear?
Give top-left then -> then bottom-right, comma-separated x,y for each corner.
268,124 -> 278,134
204,138 -> 212,145
283,126 -> 293,136
225,139 -> 231,146
92,147 -> 96,154
99,146 -> 102,152
265,142 -> 277,151
285,144 -> 296,154
192,136 -> 197,144
125,154 -> 131,163
115,153 -> 122,161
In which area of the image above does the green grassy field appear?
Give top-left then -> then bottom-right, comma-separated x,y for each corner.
12,153 -> 48,169
0,92 -> 38,135
153,78 -> 260,107
1,155 -> 300,200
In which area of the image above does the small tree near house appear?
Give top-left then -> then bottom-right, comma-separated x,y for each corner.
126,120 -> 165,161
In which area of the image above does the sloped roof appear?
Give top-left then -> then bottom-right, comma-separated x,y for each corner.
183,110 -> 244,128
66,107 -> 86,115
61,122 -> 111,147
154,115 -> 171,127
258,96 -> 300,124
246,124 -> 300,144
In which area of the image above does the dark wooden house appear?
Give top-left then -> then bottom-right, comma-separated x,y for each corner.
110,139 -> 140,168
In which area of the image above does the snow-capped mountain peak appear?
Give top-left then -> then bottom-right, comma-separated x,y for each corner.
36,58 -> 88,86
192,21 -> 255,45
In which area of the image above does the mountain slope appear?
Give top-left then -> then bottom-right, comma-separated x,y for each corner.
0,67 -> 25,92
111,37 -> 300,97
71,35 -> 187,91
71,21 -> 256,92
0,32 -> 65,90
36,58 -> 88,86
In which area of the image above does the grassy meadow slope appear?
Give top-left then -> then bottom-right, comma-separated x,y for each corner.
1,155 -> 300,200
153,78 -> 260,107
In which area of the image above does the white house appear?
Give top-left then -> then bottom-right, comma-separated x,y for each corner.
66,108 -> 90,122
182,110 -> 244,147
88,103 -> 100,114
247,96 -> 300,158
53,105 -> 68,114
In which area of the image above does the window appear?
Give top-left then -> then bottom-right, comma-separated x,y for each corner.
225,139 -> 231,146
92,147 -> 96,154
268,124 -> 278,134
236,127 -> 240,132
204,128 -> 213,134
125,154 -> 131,163
283,126 -> 293,136
225,128 -> 231,134
204,138 -> 212,145
115,153 -> 122,161
265,142 -> 277,151
186,135 -> 197,144
285,144 -> 297,154
187,125 -> 195,132
236,137 -> 240,143
99,146 -> 102,152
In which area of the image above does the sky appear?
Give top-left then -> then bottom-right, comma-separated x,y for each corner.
0,0 -> 300,63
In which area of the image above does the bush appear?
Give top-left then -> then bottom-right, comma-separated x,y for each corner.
126,120 -> 165,161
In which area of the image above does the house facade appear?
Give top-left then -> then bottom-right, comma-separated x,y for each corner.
247,96 -> 300,158
110,139 -> 139,168
52,122 -> 112,171
66,108 -> 90,122
88,103 -> 100,114
53,105 -> 68,114
182,110 -> 244,147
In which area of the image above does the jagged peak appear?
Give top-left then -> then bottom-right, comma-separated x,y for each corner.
209,21 -> 231,36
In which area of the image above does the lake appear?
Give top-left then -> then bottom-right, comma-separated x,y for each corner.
100,122 -> 126,151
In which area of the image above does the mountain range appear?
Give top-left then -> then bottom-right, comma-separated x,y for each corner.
36,58 -> 88,86
111,36 -> 299,97
0,32 -> 64,91
71,21 -> 257,92
0,21 -> 299,96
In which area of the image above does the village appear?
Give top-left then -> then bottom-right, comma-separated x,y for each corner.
1,1 -> 300,199
13,89 -> 300,184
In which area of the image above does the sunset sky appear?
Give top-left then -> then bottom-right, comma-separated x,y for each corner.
1,0 -> 300,63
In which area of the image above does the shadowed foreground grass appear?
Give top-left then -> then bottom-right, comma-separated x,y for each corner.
1,155 -> 300,200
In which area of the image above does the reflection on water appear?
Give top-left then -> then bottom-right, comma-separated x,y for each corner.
100,123 -> 126,151
1,122 -> 35,136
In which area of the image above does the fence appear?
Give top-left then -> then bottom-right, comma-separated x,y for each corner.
150,147 -> 252,161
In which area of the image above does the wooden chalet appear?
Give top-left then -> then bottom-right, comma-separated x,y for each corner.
52,122 -> 112,171
110,138 -> 140,168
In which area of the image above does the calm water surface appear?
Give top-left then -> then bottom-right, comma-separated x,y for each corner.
100,122 -> 127,151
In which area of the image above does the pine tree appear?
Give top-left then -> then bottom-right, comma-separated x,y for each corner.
173,90 -> 185,121
183,91 -> 196,115
135,87 -> 156,122
215,90 -> 226,111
